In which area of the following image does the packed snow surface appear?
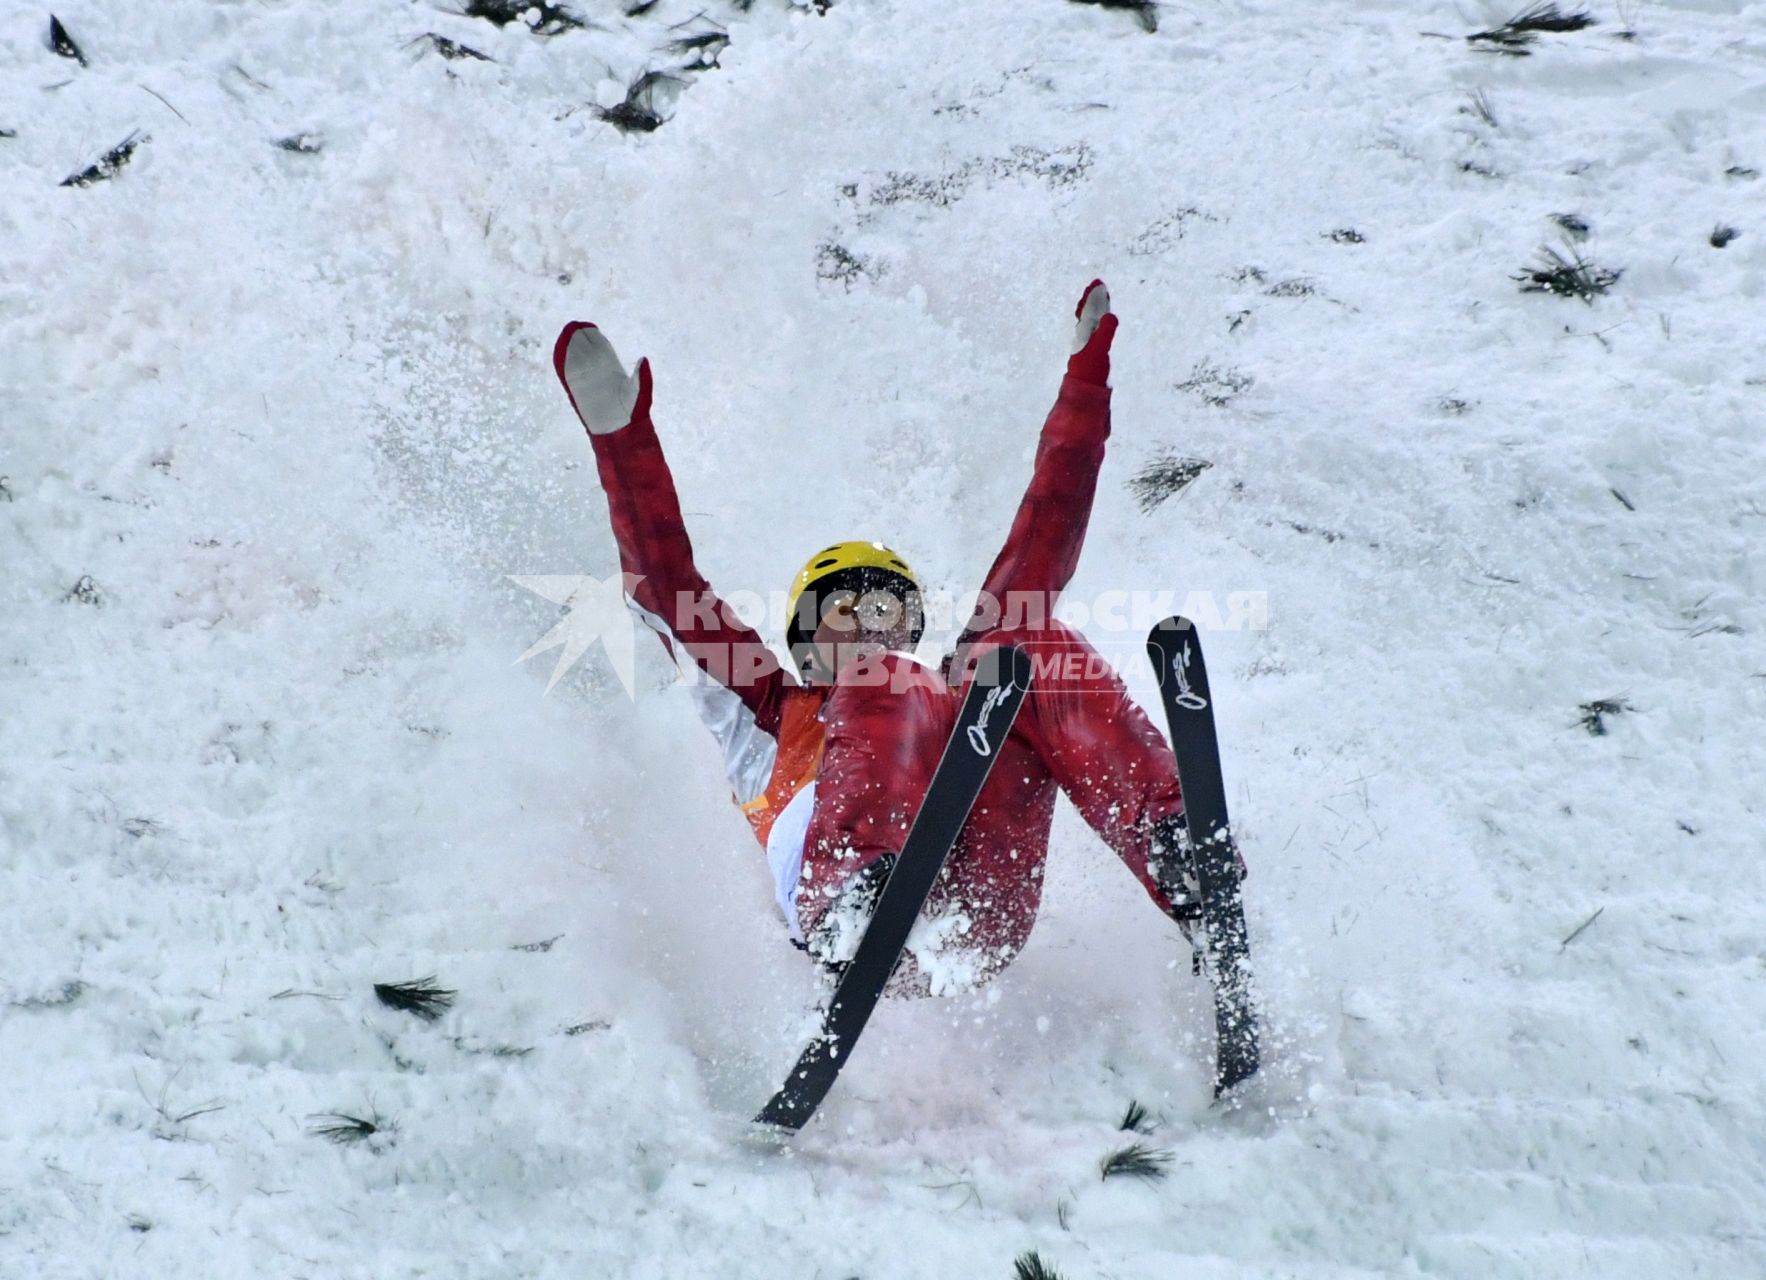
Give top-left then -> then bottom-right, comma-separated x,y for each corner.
4,0 -> 1765,1275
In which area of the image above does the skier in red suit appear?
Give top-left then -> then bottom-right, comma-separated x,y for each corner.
554,282 -> 1210,992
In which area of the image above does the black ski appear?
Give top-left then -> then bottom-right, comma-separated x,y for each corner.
1147,617 -> 1261,1096
756,644 -> 1033,1131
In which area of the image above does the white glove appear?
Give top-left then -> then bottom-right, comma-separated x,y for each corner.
554,322 -> 642,435
1071,280 -> 1111,354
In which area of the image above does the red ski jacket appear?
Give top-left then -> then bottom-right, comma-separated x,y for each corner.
572,347 -> 1184,968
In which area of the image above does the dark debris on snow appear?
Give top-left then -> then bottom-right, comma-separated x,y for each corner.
1100,1141 -> 1173,1181
1468,4 -> 1595,56
1014,1250 -> 1067,1280
1552,212 -> 1591,239
668,30 -> 730,71
414,32 -> 493,61
373,976 -> 457,1021
1129,453 -> 1212,513
49,15 -> 87,66
1577,697 -> 1632,736
61,133 -> 146,188
464,0 -> 584,35
595,71 -> 683,133
308,1112 -> 389,1145
1067,0 -> 1158,33
1514,245 -> 1620,302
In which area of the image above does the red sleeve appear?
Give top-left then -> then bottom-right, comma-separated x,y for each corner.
583,365 -> 793,734
964,374 -> 1111,634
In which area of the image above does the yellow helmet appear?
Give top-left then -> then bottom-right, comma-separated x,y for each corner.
785,540 -> 924,661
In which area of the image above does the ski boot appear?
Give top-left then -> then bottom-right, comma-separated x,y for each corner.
1149,813 -> 1205,952
1150,812 -> 1245,970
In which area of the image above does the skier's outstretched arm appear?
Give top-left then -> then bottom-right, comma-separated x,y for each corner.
964,281 -> 1117,637
553,322 -> 792,738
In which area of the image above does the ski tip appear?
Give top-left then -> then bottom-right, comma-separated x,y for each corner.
972,641 -> 1034,692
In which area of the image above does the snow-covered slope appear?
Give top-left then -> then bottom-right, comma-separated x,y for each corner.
4,1 -> 1764,1275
